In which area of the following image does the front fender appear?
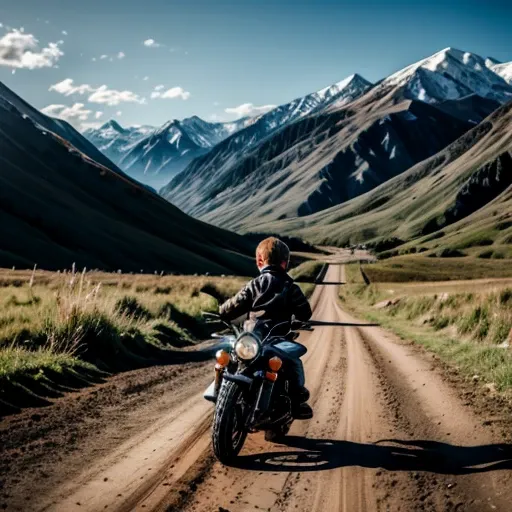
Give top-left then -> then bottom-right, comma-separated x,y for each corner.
223,373 -> 253,386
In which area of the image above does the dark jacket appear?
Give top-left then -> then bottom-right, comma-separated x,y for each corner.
219,265 -> 312,336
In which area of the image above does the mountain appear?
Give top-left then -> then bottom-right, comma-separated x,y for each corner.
378,47 -> 512,103
253,101 -> 512,255
0,82 -> 255,275
161,48 -> 510,231
83,120 -> 154,159
84,116 -> 251,188
0,82 -> 125,176
485,59 -> 512,85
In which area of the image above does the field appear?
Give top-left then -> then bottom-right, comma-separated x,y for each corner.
0,267 -> 246,415
360,254 -> 512,282
342,263 -> 512,392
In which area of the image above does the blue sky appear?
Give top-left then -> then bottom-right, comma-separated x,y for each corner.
0,0 -> 510,130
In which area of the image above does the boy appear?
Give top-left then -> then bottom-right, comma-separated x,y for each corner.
219,237 -> 313,419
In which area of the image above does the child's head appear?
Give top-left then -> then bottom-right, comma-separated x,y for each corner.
256,237 -> 290,271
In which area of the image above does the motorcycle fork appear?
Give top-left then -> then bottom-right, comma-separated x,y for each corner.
249,371 -> 277,426
213,364 -> 224,397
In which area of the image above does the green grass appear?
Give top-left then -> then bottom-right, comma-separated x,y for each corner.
341,264 -> 512,392
289,260 -> 326,283
0,267 -> 246,409
360,255 -> 512,282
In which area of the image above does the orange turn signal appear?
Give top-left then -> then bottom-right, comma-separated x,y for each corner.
268,356 -> 283,372
216,350 -> 230,367
265,371 -> 278,382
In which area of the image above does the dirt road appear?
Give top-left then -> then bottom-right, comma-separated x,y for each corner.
2,265 -> 511,511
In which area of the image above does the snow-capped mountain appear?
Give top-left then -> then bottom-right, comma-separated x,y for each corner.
84,116 -> 252,187
380,47 -> 512,103
161,47 -> 510,231
83,120 -> 154,163
251,73 -> 372,133
485,59 -> 512,85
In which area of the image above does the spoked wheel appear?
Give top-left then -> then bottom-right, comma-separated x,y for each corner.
212,381 -> 249,464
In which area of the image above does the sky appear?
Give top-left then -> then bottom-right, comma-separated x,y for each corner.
0,0 -> 510,131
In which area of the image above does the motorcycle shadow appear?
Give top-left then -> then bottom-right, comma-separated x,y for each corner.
232,436 -> 512,475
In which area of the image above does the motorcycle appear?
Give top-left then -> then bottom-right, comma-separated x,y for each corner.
202,312 -> 311,464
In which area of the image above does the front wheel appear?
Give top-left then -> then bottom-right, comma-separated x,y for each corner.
212,381 -> 249,464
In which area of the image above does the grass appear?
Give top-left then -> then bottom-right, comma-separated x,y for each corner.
341,263 -> 512,392
289,260 -> 326,283
0,266 -> 246,412
360,255 -> 512,282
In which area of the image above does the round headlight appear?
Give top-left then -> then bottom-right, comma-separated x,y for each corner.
234,334 -> 260,361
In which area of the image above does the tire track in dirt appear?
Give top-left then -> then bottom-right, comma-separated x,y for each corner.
164,265 -> 512,512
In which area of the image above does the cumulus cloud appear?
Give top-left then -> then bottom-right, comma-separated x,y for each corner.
100,54 -> 108,60
41,103 -> 92,123
49,78 -> 94,96
151,86 -> 191,100
0,29 -> 63,69
88,85 -> 145,106
49,78 -> 145,107
142,76 -> 149,81
62,30 -> 68,36
225,103 -> 276,118
143,38 -> 161,48
80,122 -> 102,131
94,111 -> 103,119
117,51 -> 125,59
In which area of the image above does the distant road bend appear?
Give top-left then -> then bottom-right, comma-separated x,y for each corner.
9,265 -> 512,512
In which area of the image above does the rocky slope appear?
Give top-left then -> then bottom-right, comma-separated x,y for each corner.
253,101 -> 512,254
161,48 -> 511,231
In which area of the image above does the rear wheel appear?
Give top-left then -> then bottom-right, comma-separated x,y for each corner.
212,381 -> 249,464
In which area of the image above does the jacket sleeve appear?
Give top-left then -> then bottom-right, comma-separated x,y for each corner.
290,283 -> 312,321
219,281 -> 255,321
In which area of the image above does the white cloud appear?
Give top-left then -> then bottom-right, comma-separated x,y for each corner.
225,103 -> 276,118
117,51 -> 125,59
213,101 -> 220,106
143,38 -> 161,48
88,85 -> 145,106
0,29 -> 63,69
49,78 -> 146,107
62,30 -> 67,36
100,54 -> 108,60
116,111 -> 122,116
49,78 -> 94,96
151,86 -> 191,100
142,76 -> 149,81
80,122 -> 102,131
154,84 -> 165,91
41,103 -> 92,123
94,111 -> 103,119
92,57 -> 96,61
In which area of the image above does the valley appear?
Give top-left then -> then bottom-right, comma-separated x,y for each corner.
0,32 -> 511,512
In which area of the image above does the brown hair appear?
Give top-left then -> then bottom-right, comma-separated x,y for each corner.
256,237 -> 290,267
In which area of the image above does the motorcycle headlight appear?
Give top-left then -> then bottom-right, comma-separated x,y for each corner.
234,333 -> 260,361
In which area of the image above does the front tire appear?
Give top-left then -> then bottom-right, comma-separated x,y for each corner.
212,381 -> 248,464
